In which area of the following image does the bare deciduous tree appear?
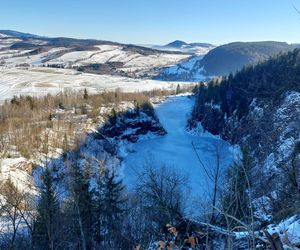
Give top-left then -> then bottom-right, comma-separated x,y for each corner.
135,161 -> 187,235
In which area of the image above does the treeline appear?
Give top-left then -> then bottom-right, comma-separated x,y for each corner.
0,87 -> 189,160
190,49 -> 300,137
200,41 -> 297,76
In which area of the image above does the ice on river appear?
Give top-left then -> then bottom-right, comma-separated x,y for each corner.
122,95 -> 240,216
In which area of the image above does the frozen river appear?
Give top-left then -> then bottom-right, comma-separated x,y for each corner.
122,95 -> 239,214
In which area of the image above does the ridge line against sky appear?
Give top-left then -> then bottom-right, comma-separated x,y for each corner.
1,0 -> 300,45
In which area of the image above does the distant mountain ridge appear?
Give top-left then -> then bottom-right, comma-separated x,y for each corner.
166,40 -> 188,48
166,40 -> 214,49
148,40 -> 215,56
0,30 -> 191,55
0,30 -> 46,39
194,41 -> 300,76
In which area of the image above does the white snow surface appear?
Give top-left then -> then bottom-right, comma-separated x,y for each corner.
0,67 -> 194,103
47,44 -> 189,72
0,158 -> 38,195
163,56 -> 206,79
159,56 -> 210,81
0,33 -> 9,38
2,47 -> 68,67
0,38 -> 22,49
121,95 -> 239,215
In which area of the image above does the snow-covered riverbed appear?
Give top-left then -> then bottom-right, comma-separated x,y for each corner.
122,95 -> 239,215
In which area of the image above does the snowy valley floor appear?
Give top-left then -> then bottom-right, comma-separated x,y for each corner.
0,67 -> 195,103
121,95 -> 239,216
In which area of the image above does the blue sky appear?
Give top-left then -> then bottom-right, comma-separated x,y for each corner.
1,0 -> 300,45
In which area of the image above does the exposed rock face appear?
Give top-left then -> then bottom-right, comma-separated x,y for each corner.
100,110 -> 166,143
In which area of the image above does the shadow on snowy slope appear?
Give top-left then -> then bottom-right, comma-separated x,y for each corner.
39,102 -> 166,199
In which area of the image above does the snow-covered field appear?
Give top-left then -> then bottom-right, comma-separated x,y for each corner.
0,38 -> 22,49
0,35 -> 47,50
0,34 -> 196,101
0,67 -> 194,102
0,31 -> 210,100
47,44 -> 189,71
0,37 -> 190,76
121,95 -> 239,215
1,47 -> 69,67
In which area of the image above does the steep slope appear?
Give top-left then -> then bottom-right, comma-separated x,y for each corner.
194,41 -> 299,76
189,49 -> 300,221
155,56 -> 207,81
153,41 -> 215,81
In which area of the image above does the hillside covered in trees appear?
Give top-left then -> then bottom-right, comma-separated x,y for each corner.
190,49 -> 300,226
196,41 -> 299,76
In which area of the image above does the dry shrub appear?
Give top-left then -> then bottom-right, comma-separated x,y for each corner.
0,86 -> 193,159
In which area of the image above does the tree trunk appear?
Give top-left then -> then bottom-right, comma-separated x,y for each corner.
76,199 -> 87,250
263,230 -> 284,250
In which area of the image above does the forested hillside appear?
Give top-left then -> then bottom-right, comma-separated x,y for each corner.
190,49 -> 300,224
196,41 -> 299,76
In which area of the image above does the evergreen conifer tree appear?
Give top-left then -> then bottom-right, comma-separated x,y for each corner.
33,168 -> 59,250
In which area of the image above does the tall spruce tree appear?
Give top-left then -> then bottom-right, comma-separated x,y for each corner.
70,163 -> 93,250
101,168 -> 126,248
33,167 -> 59,250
